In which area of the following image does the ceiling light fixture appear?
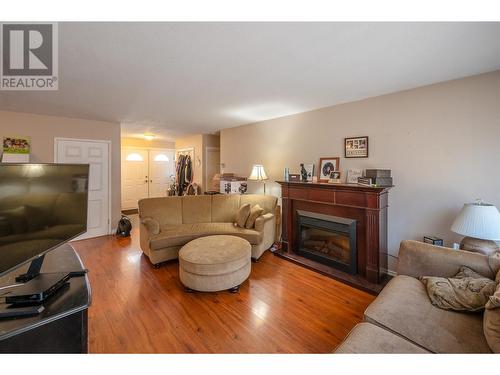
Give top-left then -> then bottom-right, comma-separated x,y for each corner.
144,133 -> 156,141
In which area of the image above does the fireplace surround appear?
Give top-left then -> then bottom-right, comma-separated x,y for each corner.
276,181 -> 391,293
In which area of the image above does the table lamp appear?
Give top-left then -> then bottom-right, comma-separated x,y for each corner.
451,200 -> 500,255
248,164 -> 269,194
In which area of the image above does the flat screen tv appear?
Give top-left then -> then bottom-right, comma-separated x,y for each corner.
0,163 -> 89,277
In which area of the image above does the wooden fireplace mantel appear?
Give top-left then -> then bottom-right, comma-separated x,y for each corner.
276,181 -> 392,293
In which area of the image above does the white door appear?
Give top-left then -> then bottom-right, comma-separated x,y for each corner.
148,149 -> 175,198
121,148 -> 149,209
55,138 -> 110,239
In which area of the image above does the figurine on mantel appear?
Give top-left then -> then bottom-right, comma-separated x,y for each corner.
300,163 -> 308,182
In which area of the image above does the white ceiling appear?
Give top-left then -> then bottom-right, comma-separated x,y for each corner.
1,22 -> 500,141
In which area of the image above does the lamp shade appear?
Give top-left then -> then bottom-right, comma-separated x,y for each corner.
248,165 -> 268,181
451,202 -> 500,240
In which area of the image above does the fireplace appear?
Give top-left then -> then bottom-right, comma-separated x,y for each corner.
296,210 -> 357,274
276,180 -> 391,293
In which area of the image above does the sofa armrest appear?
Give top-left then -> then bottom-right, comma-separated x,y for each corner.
254,213 -> 274,232
141,217 -> 160,235
397,240 -> 494,279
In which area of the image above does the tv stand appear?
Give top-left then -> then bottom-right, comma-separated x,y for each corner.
0,243 -> 91,353
1,254 -> 72,318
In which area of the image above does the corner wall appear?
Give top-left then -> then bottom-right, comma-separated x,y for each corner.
175,133 -> 220,193
220,71 -> 500,271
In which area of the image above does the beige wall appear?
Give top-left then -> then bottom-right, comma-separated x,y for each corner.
221,71 -> 500,272
0,110 -> 122,228
175,134 -> 220,192
202,134 -> 220,190
121,137 -> 175,149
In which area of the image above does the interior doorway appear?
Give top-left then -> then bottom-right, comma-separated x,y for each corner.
205,147 -> 220,192
54,137 -> 111,239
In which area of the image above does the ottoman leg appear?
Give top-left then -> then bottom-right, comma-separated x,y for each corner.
228,285 -> 240,293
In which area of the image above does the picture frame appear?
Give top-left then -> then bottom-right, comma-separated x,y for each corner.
346,168 -> 363,184
345,136 -> 369,158
318,157 -> 340,182
328,171 -> 341,184
299,163 -> 315,182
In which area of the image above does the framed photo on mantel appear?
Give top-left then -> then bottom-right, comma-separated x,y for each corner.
318,157 -> 340,182
345,136 -> 369,158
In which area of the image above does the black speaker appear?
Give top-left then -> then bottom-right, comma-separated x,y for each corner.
116,215 -> 132,237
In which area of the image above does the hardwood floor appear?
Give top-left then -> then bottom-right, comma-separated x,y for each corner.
72,216 -> 375,353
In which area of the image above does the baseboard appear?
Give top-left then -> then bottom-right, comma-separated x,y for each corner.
382,268 -> 397,277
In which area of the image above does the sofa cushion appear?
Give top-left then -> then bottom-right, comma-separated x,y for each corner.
139,196 -> 183,227
488,253 -> 500,278
149,222 -> 263,250
211,195 -> 240,223
334,322 -> 430,354
235,204 -> 251,228
487,278 -> 500,309
420,266 -> 497,312
364,275 -> 491,353
182,195 -> 212,224
245,204 -> 264,229
484,306 -> 500,353
240,194 -> 277,215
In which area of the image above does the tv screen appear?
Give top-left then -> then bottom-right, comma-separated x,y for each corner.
0,164 -> 89,276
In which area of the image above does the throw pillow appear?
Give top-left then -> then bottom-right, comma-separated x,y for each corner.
489,252 -> 500,281
420,266 -> 497,312
235,204 -> 251,228
486,273 -> 500,309
484,307 -> 500,353
245,204 -> 264,229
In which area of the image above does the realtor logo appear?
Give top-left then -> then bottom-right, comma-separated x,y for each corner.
1,23 -> 58,90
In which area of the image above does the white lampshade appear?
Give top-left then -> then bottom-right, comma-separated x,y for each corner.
248,165 -> 268,181
451,202 -> 500,240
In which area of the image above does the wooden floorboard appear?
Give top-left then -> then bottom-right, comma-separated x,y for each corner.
72,216 -> 375,353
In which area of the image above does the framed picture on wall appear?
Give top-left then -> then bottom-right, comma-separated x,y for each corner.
317,157 -> 340,182
345,136 -> 369,158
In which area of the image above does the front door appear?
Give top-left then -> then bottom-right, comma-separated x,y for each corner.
148,149 -> 175,198
55,138 -> 110,239
121,148 -> 149,209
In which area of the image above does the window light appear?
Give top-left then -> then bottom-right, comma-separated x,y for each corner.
154,154 -> 169,162
125,153 -> 144,161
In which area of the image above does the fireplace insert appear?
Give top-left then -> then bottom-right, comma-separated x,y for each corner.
296,210 -> 357,274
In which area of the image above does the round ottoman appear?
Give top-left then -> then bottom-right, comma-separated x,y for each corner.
179,235 -> 251,293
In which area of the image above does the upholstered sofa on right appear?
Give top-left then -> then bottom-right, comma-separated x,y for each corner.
335,240 -> 500,353
138,194 -> 279,266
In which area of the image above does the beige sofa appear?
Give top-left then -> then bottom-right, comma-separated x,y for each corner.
138,194 -> 279,265
335,240 -> 500,353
